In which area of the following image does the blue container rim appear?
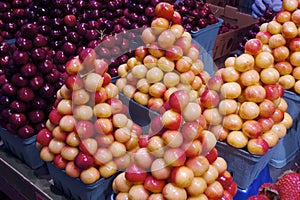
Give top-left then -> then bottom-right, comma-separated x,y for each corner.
47,162 -> 120,189
0,128 -> 36,145
217,140 -> 275,161
283,90 -> 300,102
191,18 -> 223,36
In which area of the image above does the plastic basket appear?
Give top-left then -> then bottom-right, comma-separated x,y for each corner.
283,90 -> 300,120
118,92 -> 159,134
269,123 -> 300,169
46,162 -> 118,200
191,18 -> 223,76
234,164 -> 273,200
269,90 -> 300,169
191,18 -> 223,55
269,91 -> 300,168
216,141 -> 275,189
0,128 -> 44,169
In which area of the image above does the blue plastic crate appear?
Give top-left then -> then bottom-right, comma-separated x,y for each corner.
191,18 -> 223,55
269,91 -> 300,168
269,118 -> 300,168
191,18 -> 223,76
234,164 -> 273,200
47,162 -> 118,200
283,90 -> 300,120
118,92 -> 159,134
216,141 -> 275,189
0,128 -> 44,169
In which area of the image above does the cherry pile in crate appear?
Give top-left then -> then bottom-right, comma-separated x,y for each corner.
239,0 -> 300,95
0,0 -> 223,141
205,0 -> 300,155
112,3 -> 237,199
36,53 -> 143,184
0,37 -> 63,138
115,2 -> 217,114
24,0 -> 136,77
206,46 -> 293,155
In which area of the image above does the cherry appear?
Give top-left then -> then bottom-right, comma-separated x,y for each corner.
31,97 -> 47,110
64,14 -> 77,27
20,63 -> 37,77
62,41 -> 77,56
10,100 -> 28,113
33,34 -> 48,47
13,50 -> 29,65
2,83 -> 17,96
20,23 -> 39,38
0,42 -> 11,56
11,73 -> 28,87
9,113 -> 27,128
29,75 -> 44,91
39,83 -> 55,99
45,68 -> 61,83
38,59 -> 54,74
28,109 -> 45,124
15,37 -> 33,51
18,125 -> 35,139
67,31 -> 80,43
17,87 -> 35,102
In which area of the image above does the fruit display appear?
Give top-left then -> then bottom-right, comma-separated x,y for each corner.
0,0 -> 221,139
36,53 -> 143,184
204,0 -> 300,155
208,43 -> 293,155
112,3 -> 237,200
239,0 -> 300,95
0,33 -> 64,139
238,7 -> 276,51
248,167 -> 300,200
34,2 -> 236,199
115,7 -> 209,113
112,89 -> 237,199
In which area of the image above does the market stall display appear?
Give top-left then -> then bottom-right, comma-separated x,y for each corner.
34,54 -> 141,199
0,0 -> 300,200
36,3 -> 237,199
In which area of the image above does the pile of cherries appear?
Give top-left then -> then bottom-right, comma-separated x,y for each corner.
218,21 -> 239,34
0,0 -> 220,139
0,0 -> 32,41
0,28 -> 63,138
